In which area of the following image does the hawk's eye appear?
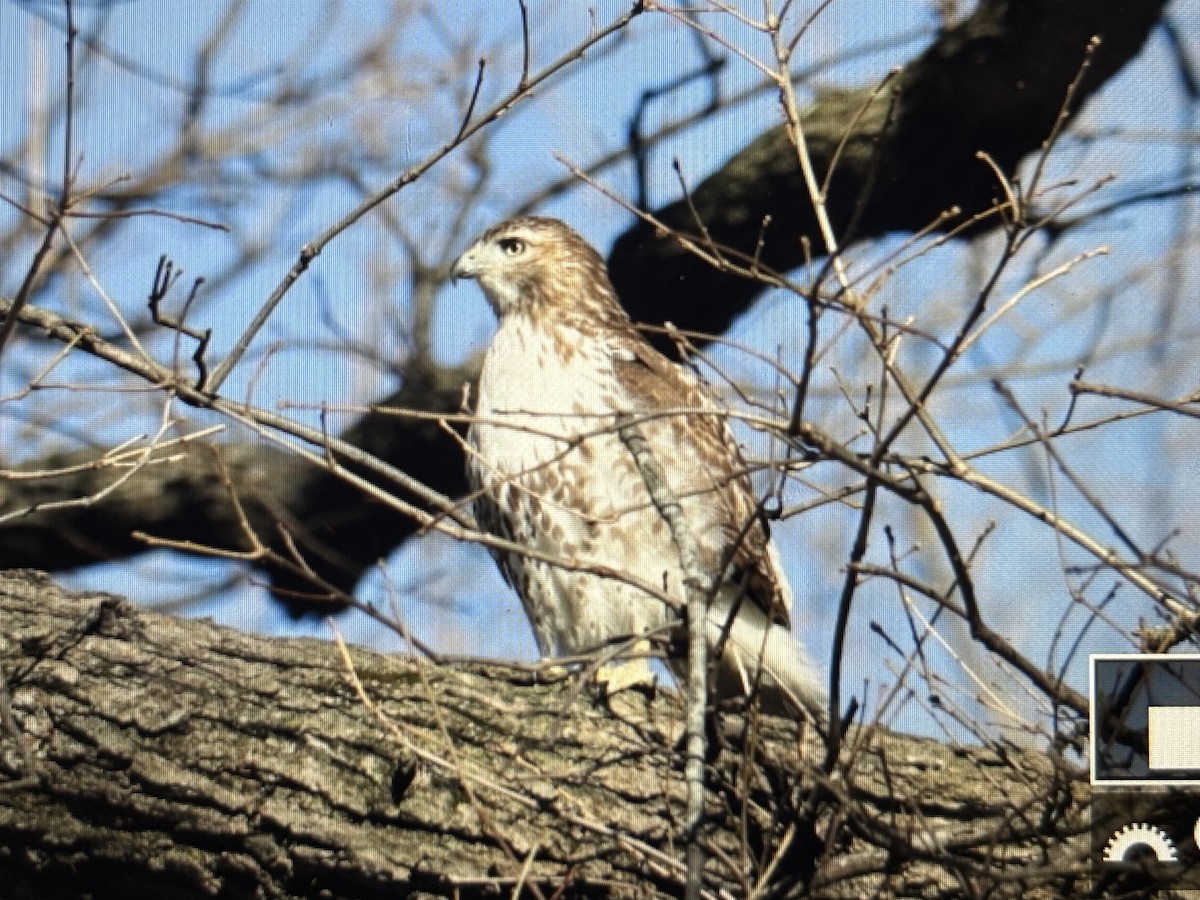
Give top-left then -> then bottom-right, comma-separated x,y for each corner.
498,237 -> 526,256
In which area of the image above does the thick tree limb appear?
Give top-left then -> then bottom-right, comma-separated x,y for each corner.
609,0 -> 1169,346
0,0 -> 1170,596
0,570 -> 1119,898
0,360 -> 472,606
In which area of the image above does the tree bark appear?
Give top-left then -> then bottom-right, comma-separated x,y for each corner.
0,569 -> 1112,898
0,0 -> 1170,599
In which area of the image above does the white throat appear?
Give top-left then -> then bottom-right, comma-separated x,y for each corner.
474,315 -> 625,471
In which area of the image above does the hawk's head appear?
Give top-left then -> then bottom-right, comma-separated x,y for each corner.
452,216 -> 626,326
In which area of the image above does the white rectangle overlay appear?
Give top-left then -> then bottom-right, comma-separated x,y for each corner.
1148,705 -> 1200,770
1090,653 -> 1200,786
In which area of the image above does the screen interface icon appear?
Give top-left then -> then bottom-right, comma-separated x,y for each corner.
1090,654 -> 1200,885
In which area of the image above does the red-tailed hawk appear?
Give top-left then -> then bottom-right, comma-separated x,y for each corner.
453,216 -> 824,719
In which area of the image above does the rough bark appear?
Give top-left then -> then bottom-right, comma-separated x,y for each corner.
0,569 -> 1129,898
0,0 -> 1171,599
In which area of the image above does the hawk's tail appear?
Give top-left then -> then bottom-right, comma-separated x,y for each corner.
704,595 -> 828,724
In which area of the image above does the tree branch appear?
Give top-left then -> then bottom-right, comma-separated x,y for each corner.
0,569 -> 1113,898
0,0 -> 1171,605
608,0 -> 1168,352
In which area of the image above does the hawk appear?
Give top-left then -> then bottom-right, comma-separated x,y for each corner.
453,216 -> 824,719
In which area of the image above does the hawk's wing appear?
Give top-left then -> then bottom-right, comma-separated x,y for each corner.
611,334 -> 793,629
465,435 -> 505,578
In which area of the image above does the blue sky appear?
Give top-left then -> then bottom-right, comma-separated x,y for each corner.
2,0 -> 1197,738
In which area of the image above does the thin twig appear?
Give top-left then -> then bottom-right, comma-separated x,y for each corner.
206,3 -> 645,392
516,0 -> 531,88
455,58 -> 487,144
615,413 -> 710,900
0,0 -> 78,363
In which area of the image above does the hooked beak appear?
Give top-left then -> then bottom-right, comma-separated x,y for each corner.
450,247 -> 479,284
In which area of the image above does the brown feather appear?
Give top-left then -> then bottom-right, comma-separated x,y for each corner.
610,341 -> 791,628
455,215 -> 822,717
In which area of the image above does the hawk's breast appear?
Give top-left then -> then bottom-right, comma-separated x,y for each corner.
472,315 -> 625,476
468,314 -> 681,654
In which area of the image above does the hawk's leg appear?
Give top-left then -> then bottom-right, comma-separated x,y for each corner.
592,641 -> 658,697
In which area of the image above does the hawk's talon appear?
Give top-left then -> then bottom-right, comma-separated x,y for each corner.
592,658 -> 658,699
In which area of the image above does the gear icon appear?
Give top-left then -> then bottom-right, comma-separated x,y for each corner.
1103,823 -> 1179,864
